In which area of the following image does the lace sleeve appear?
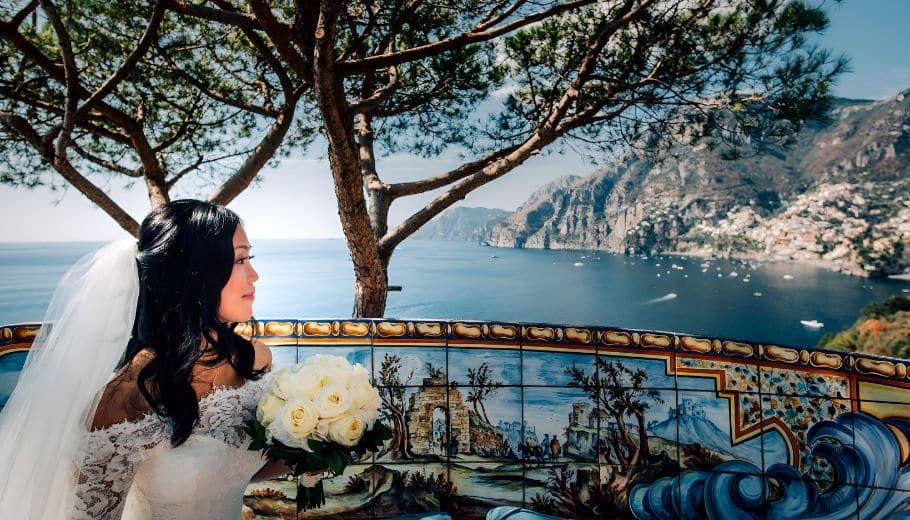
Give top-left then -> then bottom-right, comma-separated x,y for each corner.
70,415 -> 168,520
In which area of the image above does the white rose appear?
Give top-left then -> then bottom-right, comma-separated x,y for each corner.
351,363 -> 370,385
306,355 -> 353,386
350,382 -> 379,408
314,419 -> 331,441
269,367 -> 298,400
315,383 -> 353,419
256,392 -> 287,427
305,354 -> 353,371
267,399 -> 319,450
272,364 -> 326,401
292,364 -> 329,399
355,405 -> 379,430
328,413 -> 366,446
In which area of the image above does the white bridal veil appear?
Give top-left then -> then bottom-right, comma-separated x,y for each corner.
0,239 -> 139,518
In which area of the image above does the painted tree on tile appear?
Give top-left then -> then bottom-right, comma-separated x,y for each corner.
566,358 -> 675,513
465,362 -> 503,425
376,353 -> 416,459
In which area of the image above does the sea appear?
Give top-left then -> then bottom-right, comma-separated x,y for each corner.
1,238 -> 908,349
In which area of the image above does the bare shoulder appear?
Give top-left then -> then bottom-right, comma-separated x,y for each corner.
91,349 -> 155,431
251,339 -> 272,372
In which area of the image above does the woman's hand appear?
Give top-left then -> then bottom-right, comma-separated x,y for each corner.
299,470 -> 326,488
251,461 -> 327,484
250,459 -> 293,482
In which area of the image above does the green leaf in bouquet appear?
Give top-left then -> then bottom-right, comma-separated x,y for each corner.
326,449 -> 345,475
244,420 -> 269,451
307,438 -> 326,453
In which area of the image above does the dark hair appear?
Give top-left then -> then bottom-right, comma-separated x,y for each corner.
119,199 -> 265,447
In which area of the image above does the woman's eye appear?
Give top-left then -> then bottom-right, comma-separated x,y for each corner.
235,255 -> 255,265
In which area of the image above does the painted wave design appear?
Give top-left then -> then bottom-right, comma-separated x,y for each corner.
630,412 -> 910,519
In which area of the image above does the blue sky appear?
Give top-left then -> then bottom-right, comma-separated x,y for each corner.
2,0 -> 909,242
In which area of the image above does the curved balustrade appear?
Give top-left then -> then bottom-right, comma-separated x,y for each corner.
3,318 -> 910,519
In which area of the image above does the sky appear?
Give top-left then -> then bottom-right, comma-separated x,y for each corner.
2,0 -> 909,243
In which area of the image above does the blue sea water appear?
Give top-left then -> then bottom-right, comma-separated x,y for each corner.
0,239 -> 907,348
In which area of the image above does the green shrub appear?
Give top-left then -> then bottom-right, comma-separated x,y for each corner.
861,296 -> 910,319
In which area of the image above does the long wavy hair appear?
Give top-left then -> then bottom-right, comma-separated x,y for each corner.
118,199 -> 265,447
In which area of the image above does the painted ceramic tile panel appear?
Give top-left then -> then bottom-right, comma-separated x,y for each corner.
523,386 -> 597,464
447,346 -> 521,387
445,385 -> 523,462
375,385 -> 438,464
761,393 -> 853,481
7,319 -> 910,519
0,323 -> 40,411
269,345 -> 298,369
858,486 -> 910,518
523,463 -> 604,519
760,362 -> 851,397
675,354 -> 759,392
248,464 -> 375,519
596,351 -> 676,389
373,346 -> 448,386
0,349 -> 26,409
522,349 -> 598,386
448,462 -> 524,518
675,390 -> 770,474
370,462 -> 451,519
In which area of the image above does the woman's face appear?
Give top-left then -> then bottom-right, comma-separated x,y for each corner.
218,225 -> 259,323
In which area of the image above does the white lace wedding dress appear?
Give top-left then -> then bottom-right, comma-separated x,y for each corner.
70,372 -> 275,519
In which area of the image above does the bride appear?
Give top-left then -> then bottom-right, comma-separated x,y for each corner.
0,200 -> 292,519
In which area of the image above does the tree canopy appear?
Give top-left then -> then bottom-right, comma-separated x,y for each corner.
1,0 -> 847,316
1,0 -> 312,233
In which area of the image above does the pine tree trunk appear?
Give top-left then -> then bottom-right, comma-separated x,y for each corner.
310,7 -> 388,318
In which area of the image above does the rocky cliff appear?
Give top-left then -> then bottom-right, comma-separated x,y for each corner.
481,90 -> 910,277
412,207 -> 511,242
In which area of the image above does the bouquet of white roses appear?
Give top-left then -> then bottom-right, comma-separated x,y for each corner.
244,354 -> 392,512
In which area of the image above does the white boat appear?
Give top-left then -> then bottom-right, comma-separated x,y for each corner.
783,274 -> 794,280
574,262 -> 584,267
800,320 -> 824,329
645,293 -> 678,304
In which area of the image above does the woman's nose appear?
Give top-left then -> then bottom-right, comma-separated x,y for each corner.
249,263 -> 260,282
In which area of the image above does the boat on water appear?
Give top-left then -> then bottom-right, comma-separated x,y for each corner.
800,319 -> 824,329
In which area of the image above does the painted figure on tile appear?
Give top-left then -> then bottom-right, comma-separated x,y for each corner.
541,434 -> 551,460
550,435 -> 561,461
449,432 -> 459,456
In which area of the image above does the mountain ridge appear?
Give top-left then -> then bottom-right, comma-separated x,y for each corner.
421,89 -> 910,277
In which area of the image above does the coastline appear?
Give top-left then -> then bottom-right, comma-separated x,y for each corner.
485,241 -> 909,280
